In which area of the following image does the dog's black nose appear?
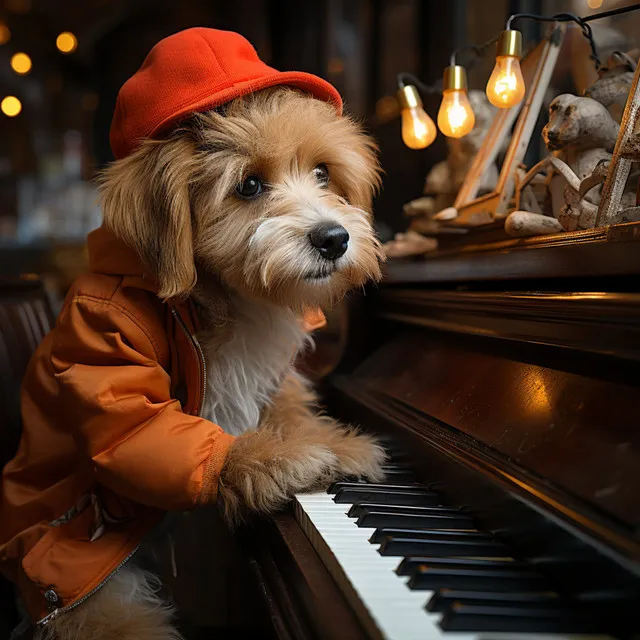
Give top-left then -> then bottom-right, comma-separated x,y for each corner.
309,223 -> 349,260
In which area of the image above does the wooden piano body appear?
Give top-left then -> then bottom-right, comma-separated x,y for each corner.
241,223 -> 640,639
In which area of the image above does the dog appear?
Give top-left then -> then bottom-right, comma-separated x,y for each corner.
0,31 -> 386,640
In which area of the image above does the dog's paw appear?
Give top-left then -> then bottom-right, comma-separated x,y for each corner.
218,427 -> 341,526
328,428 -> 387,483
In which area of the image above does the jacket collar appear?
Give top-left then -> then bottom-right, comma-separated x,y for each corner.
87,226 -> 157,293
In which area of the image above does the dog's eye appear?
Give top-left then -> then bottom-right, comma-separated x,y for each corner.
235,176 -> 263,199
313,164 -> 330,187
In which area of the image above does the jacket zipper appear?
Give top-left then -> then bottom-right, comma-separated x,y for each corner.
37,542 -> 143,626
37,307 -> 208,626
171,306 -> 207,417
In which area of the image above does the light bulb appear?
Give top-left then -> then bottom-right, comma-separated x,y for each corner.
437,66 -> 475,138
397,85 -> 436,149
486,30 -> 525,109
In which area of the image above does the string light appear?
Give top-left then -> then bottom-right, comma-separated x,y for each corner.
56,31 -> 77,54
437,65 -> 475,138
393,3 -> 640,148
486,30 -> 525,108
397,85 -> 437,149
1,96 -> 22,117
10,52 -> 32,75
0,20 -> 10,45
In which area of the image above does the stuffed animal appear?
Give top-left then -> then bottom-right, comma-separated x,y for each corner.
585,51 -> 637,122
507,87 -> 639,236
0,28 -> 385,640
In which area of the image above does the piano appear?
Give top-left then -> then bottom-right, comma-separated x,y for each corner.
239,223 -> 640,640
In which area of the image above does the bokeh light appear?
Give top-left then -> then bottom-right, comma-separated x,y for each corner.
11,52 -> 32,75
0,21 -> 10,45
56,31 -> 78,54
1,96 -> 22,117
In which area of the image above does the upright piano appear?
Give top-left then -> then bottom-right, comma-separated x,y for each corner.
240,223 -> 640,640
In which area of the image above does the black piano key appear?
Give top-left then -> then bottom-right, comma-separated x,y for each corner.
327,481 -> 429,494
357,511 -> 473,530
379,536 -> 508,557
377,468 -> 418,483
408,566 -> 547,591
440,603 -> 613,634
427,589 -> 561,612
370,528 -> 490,544
348,503 -> 459,518
396,557 -> 527,576
334,488 -> 441,507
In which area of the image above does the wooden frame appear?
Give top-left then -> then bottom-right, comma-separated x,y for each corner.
449,26 -> 565,227
595,61 -> 640,227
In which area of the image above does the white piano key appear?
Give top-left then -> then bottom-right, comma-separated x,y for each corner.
296,491 -> 461,640
294,490 -> 615,640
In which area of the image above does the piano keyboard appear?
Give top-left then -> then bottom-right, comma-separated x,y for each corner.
294,465 -> 621,640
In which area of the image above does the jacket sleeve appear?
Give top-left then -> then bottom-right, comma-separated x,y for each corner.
49,293 -> 235,511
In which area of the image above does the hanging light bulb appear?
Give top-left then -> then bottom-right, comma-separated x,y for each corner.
486,30 -> 525,108
437,65 -> 475,138
397,85 -> 437,149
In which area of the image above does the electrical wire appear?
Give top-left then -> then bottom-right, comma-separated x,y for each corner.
450,33 -> 500,68
507,4 -> 640,70
397,3 -> 640,95
397,72 -> 441,93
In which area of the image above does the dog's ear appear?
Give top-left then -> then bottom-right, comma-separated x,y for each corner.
325,119 -> 382,212
99,134 -> 197,300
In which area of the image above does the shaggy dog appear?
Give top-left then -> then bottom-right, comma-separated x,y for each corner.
37,86 -> 386,640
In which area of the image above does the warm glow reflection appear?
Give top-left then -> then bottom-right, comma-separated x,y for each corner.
524,371 -> 551,416
1,96 -> 22,117
56,31 -> 77,54
11,52 -> 32,75
587,0 -> 603,8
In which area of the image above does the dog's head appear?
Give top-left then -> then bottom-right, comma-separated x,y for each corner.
99,87 -> 383,310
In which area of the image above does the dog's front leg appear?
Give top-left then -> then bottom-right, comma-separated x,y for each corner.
217,373 -> 386,525
263,373 -> 387,480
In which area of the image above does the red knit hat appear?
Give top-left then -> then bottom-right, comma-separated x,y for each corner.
110,28 -> 343,159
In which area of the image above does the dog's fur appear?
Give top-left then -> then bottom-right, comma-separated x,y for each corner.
38,88 -> 386,640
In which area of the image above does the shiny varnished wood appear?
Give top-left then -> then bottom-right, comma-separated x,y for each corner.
376,290 -> 640,360
384,221 -> 640,283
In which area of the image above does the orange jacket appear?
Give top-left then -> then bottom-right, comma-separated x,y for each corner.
0,226 -> 324,624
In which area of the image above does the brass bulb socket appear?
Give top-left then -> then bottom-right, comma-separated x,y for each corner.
397,85 -> 422,109
442,65 -> 467,92
497,29 -> 522,58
